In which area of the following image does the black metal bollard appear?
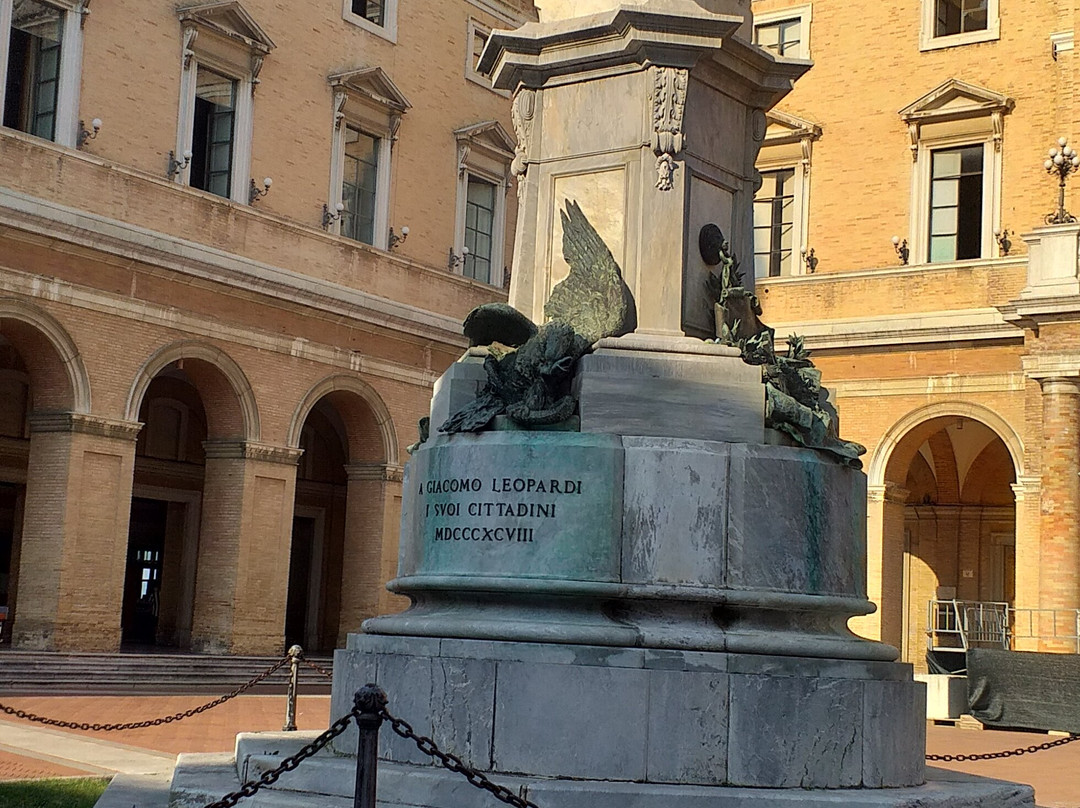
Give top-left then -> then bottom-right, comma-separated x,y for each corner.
354,684 -> 388,808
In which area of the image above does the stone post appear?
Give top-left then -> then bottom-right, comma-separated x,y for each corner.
338,462 -> 404,645
1036,377 -> 1080,652
190,441 -> 301,655
13,413 -> 141,651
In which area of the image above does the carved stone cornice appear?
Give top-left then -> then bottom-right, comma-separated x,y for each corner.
202,440 -> 303,465
1022,355 -> 1080,383
1011,476 -> 1041,501
29,412 -> 143,441
345,462 -> 405,483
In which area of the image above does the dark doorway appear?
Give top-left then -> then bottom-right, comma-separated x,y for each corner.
0,483 -> 18,642
285,516 -> 317,649
122,498 -> 168,645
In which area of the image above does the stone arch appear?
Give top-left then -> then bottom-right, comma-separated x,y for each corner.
867,401 -> 1024,488
125,341 -> 259,441
0,299 -> 91,413
288,375 -> 399,466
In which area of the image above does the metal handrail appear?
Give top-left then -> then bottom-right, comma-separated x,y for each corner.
927,599 -> 1080,654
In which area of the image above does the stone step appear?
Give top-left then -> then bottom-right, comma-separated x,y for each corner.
0,651 -> 334,695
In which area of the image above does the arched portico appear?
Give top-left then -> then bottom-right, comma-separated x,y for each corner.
858,402 -> 1023,669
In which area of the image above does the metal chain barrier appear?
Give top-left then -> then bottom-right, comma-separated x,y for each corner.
381,706 -> 538,808
202,708 -> 358,808
927,732 -> 1080,762
300,657 -> 334,680
0,656 -> 288,732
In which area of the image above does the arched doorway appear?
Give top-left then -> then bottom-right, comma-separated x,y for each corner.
877,409 -> 1019,668
0,335 -> 30,644
125,343 -> 255,650
127,366 -> 209,647
288,378 -> 398,650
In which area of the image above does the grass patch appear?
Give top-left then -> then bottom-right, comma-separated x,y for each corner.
0,777 -> 109,808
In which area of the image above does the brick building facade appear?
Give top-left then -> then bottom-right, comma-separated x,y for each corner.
749,0 -> 1080,665
0,0 -> 533,654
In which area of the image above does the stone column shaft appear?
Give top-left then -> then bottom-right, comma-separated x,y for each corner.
1038,378 -> 1080,613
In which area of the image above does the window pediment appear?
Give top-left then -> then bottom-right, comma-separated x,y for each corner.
899,79 -> 1013,124
330,67 -> 411,138
177,1 -> 275,54
759,110 -> 821,169
900,79 -> 1013,161
455,120 -> 516,178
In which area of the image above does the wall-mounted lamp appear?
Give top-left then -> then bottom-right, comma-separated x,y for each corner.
448,246 -> 470,270
168,149 -> 193,179
249,177 -> 273,205
323,202 -> 344,229
803,247 -> 818,274
77,118 -> 102,148
891,235 -> 910,266
995,228 -> 1012,256
388,226 -> 410,250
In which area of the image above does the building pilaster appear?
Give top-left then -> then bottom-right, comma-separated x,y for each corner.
13,413 -> 141,651
190,440 -> 301,655
337,462 -> 404,644
855,482 -> 908,651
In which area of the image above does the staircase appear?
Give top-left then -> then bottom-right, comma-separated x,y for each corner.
0,650 -> 333,695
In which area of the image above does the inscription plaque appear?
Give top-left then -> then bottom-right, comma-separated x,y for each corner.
398,432 -> 624,581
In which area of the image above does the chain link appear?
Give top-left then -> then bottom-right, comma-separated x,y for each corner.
927,732 -> 1080,762
381,708 -> 538,808
0,657 -> 288,732
300,657 -> 334,680
203,709 -> 357,808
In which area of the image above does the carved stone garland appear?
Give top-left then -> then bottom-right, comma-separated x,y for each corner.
650,67 -> 688,191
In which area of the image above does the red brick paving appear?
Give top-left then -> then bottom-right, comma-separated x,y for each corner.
0,750 -> 91,781
0,694 -> 331,756
927,723 -> 1080,808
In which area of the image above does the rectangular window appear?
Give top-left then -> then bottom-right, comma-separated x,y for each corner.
754,18 -> 802,57
928,145 -> 983,263
935,0 -> 988,37
351,0 -> 384,26
3,0 -> 63,140
463,176 -> 496,283
342,126 -> 379,245
190,67 -> 236,199
753,169 -> 796,278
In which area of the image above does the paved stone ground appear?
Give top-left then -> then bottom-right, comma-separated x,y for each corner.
0,697 -> 1076,807
926,723 -> 1080,808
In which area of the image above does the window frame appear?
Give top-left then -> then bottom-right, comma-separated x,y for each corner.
752,110 -> 820,279
174,3 -> 274,205
465,18 -> 508,97
900,80 -> 1012,265
342,0 -> 397,43
453,121 -> 514,286
327,67 -> 410,251
752,3 -> 813,60
0,0 -> 85,148
920,0 -> 999,51
753,168 -> 798,278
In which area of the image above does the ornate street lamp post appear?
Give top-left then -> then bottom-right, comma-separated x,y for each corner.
1045,136 -> 1080,224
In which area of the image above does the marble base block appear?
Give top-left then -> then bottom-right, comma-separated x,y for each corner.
573,342 -> 764,444
429,360 -> 487,434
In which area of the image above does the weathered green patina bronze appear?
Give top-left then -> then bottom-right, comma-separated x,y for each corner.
440,200 -> 634,435
704,226 -> 866,468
